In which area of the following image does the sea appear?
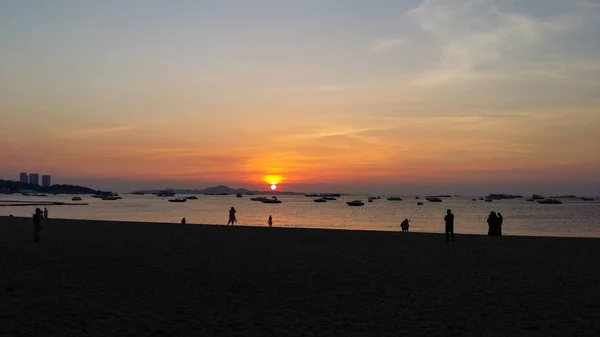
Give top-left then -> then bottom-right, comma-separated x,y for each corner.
1,194 -> 599,238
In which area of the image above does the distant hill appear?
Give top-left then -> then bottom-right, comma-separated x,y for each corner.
132,185 -> 305,195
0,180 -> 98,194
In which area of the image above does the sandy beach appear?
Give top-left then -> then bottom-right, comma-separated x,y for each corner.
1,217 -> 599,336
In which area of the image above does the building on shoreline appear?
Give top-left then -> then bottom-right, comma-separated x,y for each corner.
29,173 -> 40,186
42,175 -> 51,187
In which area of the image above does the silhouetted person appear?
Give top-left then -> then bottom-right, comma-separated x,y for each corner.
268,215 -> 273,227
497,213 -> 503,236
181,217 -> 186,224
401,218 -> 410,232
33,208 -> 43,243
487,211 -> 499,236
444,209 -> 455,242
43,207 -> 48,219
227,207 -> 236,226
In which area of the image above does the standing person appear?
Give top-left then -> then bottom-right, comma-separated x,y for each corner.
181,217 -> 186,224
400,218 -> 410,232
268,215 -> 273,227
227,207 -> 237,226
43,207 -> 49,219
444,209 -> 455,242
33,208 -> 43,243
487,211 -> 499,236
497,213 -> 503,236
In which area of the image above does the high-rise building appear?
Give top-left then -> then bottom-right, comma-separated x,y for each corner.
42,175 -> 51,187
29,173 -> 40,186
20,172 -> 29,184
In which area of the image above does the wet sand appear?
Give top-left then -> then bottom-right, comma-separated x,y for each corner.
1,217 -> 599,336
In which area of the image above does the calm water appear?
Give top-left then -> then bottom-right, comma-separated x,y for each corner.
1,194 -> 599,237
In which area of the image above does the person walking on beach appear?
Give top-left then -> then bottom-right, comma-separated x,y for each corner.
181,217 -> 186,224
33,208 -> 43,243
227,207 -> 237,226
43,207 -> 48,219
497,213 -> 503,236
268,215 -> 273,227
444,209 -> 455,242
401,218 -> 410,232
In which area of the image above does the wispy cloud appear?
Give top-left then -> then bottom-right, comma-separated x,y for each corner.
403,0 -> 576,87
53,124 -> 139,139
371,38 -> 407,53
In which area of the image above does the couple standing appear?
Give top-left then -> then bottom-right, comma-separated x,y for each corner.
487,211 -> 503,236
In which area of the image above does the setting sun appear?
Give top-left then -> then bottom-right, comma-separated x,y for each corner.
270,184 -> 277,190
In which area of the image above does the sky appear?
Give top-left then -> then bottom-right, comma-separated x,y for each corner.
1,0 -> 599,195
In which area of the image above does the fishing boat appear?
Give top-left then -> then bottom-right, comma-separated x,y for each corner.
186,196 -> 198,200
71,196 -> 82,201
580,197 -> 594,201
346,200 -> 364,206
426,196 -> 442,202
261,197 -> 282,204
250,196 -> 269,201
387,196 -> 402,201
236,193 -> 243,198
314,198 -> 327,203
417,202 -> 424,205
168,197 -> 187,203
485,198 -> 493,202
101,196 -> 119,201
537,199 -> 562,204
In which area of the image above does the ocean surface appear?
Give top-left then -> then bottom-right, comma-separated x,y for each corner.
1,194 -> 599,238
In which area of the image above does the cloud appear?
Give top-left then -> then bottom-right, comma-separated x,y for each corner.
53,124 -> 139,139
371,38 -> 407,52
403,0 -> 575,86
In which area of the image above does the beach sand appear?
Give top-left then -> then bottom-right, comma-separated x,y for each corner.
1,217 -> 599,336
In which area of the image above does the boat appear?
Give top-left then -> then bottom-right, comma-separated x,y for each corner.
131,191 -> 144,195
71,196 -> 82,201
368,197 -> 374,202
531,194 -> 545,200
323,197 -> 337,200
314,198 -> 327,203
101,196 -> 119,201
417,202 -> 424,205
236,193 -> 243,198
485,199 -> 493,202
485,194 -> 522,200
346,200 -> 364,206
168,198 -> 187,203
261,197 -> 282,204
537,199 -> 562,204
426,196 -> 442,202
472,198 -> 476,201
186,196 -> 198,200
250,196 -> 269,201
580,197 -> 594,201
387,197 -> 403,201
479,197 -> 484,200
415,196 -> 420,199
33,193 -> 48,197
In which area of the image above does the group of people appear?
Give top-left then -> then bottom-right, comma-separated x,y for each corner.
487,211 -> 503,236
399,209 -> 503,241
181,207 -> 274,228
227,207 -> 273,227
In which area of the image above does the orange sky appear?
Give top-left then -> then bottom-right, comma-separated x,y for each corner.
1,1 -> 599,194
